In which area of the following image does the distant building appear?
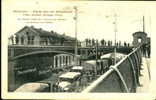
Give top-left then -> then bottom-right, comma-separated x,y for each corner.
8,26 -> 77,46
132,31 -> 150,47
81,41 -> 87,47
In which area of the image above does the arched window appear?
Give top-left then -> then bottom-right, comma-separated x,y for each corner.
138,38 -> 142,43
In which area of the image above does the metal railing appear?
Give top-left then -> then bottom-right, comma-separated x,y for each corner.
82,45 -> 142,93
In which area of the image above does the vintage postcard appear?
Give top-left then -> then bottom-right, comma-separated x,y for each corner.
2,0 -> 156,99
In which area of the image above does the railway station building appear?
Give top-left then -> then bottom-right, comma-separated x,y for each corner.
8,26 -> 76,46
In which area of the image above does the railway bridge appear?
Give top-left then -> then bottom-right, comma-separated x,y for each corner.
8,45 -> 133,91
8,45 -> 133,59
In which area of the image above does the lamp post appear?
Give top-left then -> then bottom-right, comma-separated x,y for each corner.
74,6 -> 78,65
143,15 -> 145,32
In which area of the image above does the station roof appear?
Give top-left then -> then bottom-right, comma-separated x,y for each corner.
72,66 -> 83,70
14,26 -> 75,40
85,60 -> 96,65
101,52 -> 126,59
15,83 -> 49,92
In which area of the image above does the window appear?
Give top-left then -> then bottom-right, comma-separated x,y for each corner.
28,36 -> 34,45
40,37 -> 48,45
28,37 -> 31,45
45,39 -> 48,45
21,37 -> 24,45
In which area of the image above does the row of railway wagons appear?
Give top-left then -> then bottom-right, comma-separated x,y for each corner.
14,52 -> 126,92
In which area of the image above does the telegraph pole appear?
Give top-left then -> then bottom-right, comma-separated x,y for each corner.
105,12 -> 118,65
95,39 -> 98,75
95,40 -> 98,61
114,13 -> 117,65
74,6 -> 78,65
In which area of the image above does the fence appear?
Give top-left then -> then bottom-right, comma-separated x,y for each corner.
82,45 -> 142,93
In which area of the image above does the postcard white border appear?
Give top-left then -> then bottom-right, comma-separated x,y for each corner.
2,0 -> 156,99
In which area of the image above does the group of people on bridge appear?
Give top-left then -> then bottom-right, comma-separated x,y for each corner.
142,43 -> 150,58
84,38 -> 130,47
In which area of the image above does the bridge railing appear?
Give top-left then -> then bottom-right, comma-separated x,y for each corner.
82,45 -> 142,93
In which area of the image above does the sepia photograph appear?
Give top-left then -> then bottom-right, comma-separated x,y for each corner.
2,0 -> 156,99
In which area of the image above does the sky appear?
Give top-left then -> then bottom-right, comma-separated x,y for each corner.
2,0 -> 156,43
